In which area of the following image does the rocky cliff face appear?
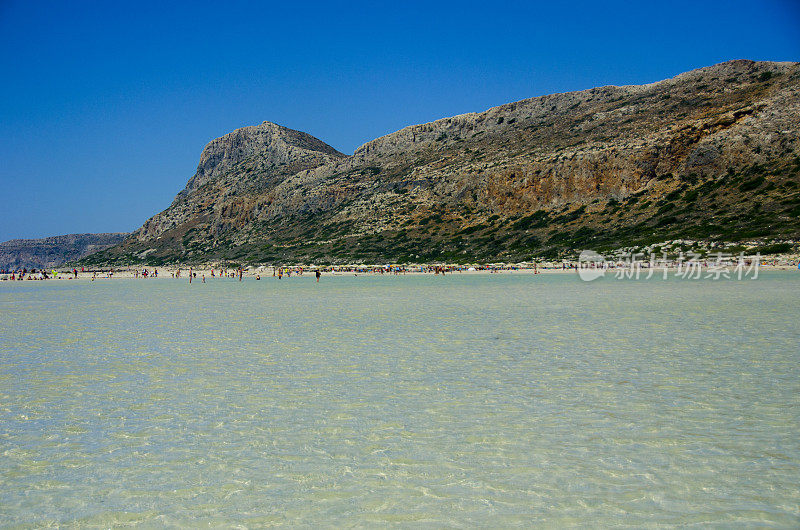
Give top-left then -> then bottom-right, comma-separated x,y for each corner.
135,121 -> 346,242
0,233 -> 129,270
88,60 -> 800,265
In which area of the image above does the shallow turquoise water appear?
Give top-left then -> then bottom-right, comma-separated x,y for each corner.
1,272 -> 799,527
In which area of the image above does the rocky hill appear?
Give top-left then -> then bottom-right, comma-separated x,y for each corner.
85,60 -> 800,265
1,233 -> 129,270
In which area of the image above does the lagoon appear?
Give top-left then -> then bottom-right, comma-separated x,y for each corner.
1,272 -> 798,526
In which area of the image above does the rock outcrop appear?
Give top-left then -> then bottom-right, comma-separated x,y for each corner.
87,60 -> 800,265
135,121 -> 346,241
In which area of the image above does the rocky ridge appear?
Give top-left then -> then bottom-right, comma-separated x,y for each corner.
1,233 -> 129,270
86,60 -> 800,265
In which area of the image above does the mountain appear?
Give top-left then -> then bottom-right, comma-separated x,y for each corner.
85,60 -> 800,265
0,233 -> 129,270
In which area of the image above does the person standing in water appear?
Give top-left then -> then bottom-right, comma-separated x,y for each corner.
316,270 -> 321,282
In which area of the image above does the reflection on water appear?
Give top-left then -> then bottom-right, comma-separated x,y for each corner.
1,273 -> 798,526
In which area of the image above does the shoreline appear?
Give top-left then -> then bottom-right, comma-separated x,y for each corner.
1,262 -> 797,283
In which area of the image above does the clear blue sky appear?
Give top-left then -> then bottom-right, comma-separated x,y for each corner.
1,0 -> 798,242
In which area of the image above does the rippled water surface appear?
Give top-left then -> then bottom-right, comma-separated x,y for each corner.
1,272 -> 799,526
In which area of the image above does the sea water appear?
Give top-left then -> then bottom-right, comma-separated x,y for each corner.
1,272 -> 798,526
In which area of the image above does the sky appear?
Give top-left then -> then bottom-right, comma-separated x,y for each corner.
0,0 -> 798,242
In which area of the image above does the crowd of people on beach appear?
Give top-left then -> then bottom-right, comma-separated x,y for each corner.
132,268 -> 157,279
0,267 -> 82,281
0,263 -> 532,281
0,266 -> 123,281
0,267 -> 46,280
2,255 -> 797,282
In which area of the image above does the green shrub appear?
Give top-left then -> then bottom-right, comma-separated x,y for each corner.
657,203 -> 675,214
460,224 -> 485,235
757,242 -> 792,254
523,236 -> 541,248
739,176 -> 765,192
683,189 -> 699,202
656,216 -> 677,226
512,210 -> 549,230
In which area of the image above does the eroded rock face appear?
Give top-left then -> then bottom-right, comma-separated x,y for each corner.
184,121 -> 345,194
134,121 -> 346,241
97,59 -> 800,264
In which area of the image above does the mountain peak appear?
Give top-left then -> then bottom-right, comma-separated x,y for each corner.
181,121 -> 345,195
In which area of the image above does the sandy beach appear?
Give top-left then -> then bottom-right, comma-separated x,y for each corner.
2,259 -> 798,283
